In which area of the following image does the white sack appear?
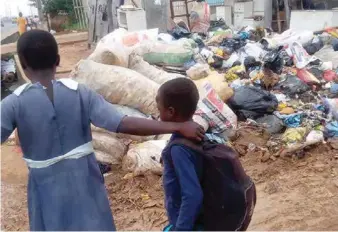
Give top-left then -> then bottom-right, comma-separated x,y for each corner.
71,59 -> 160,116
187,64 -> 210,80
122,140 -> 167,176
128,54 -> 183,85
91,124 -> 156,142
91,105 -> 156,142
92,28 -> 159,67
92,132 -> 128,164
88,48 -> 128,67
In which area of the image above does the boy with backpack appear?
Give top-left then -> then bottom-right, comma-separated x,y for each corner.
157,78 -> 257,231
0,30 -> 205,231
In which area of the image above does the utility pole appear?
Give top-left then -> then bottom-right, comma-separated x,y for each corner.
36,0 -> 43,22
283,0 -> 290,29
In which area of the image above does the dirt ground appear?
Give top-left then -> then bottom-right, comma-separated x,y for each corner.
1,40 -> 338,231
1,141 -> 338,231
56,41 -> 93,78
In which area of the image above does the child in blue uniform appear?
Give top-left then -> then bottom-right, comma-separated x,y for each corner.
156,78 -> 203,231
0,30 -> 204,231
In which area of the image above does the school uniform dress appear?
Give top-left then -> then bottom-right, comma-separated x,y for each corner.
1,79 -> 124,231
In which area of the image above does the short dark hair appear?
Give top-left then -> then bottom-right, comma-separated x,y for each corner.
159,78 -> 199,119
17,30 -> 59,71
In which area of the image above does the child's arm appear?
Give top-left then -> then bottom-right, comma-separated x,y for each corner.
117,117 -> 204,141
87,87 -> 204,141
1,95 -> 16,143
171,146 -> 203,231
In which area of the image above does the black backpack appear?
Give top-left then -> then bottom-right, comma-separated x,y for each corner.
165,138 -> 256,231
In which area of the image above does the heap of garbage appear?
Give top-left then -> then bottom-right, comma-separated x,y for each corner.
68,14 -> 338,175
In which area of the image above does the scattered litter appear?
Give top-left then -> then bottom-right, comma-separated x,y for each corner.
67,23 -> 338,170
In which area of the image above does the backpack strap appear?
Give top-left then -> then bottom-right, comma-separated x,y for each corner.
167,138 -> 205,155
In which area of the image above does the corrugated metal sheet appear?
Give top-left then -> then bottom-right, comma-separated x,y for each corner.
206,0 -> 224,6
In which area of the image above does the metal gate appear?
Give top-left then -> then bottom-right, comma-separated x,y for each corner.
72,0 -> 88,30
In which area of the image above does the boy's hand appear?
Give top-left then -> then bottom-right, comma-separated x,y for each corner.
179,121 -> 205,141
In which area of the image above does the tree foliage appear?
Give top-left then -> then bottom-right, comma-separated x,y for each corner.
28,0 -> 74,16
43,0 -> 74,16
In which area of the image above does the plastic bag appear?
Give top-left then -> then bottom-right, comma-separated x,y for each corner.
289,42 -> 317,69
194,82 -> 237,134
158,33 -> 174,43
140,43 -> 193,67
297,69 -> 320,85
71,60 -> 159,116
323,70 -> 337,82
228,86 -> 278,120
206,33 -> 231,46
221,39 -> 246,54
314,45 -> 338,69
304,38 -> 324,55
332,38 -> 338,51
222,53 -> 240,69
282,127 -> 307,144
122,140 -> 166,176
331,84 -> 338,94
244,56 -> 262,72
170,25 -> 191,39
189,1 -> 210,34
187,64 -> 210,80
224,65 -> 246,82
323,98 -> 338,121
194,71 -> 234,102
92,132 -> 128,164
262,46 -> 284,74
256,115 -> 285,134
273,29 -> 314,47
242,43 -> 265,61
283,113 -> 303,128
195,82 -> 237,134
324,121 -> 338,138
129,54 -> 182,84
273,75 -> 309,96
306,130 -> 324,143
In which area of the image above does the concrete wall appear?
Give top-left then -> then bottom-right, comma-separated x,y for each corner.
290,10 -> 338,31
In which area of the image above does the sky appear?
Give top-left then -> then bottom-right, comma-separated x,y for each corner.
0,0 -> 38,17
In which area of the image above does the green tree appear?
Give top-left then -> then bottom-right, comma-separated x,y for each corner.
29,0 -> 74,17
43,0 -> 74,17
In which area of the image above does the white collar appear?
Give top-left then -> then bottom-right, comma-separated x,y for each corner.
13,78 -> 79,96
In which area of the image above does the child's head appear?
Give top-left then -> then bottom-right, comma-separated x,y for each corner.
156,78 -> 199,122
17,30 -> 60,79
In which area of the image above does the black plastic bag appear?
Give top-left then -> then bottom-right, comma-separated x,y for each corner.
170,26 -> 191,39
244,56 -> 262,71
262,46 -> 284,74
209,55 -> 224,69
304,39 -> 324,55
220,38 -> 246,54
273,74 -> 310,96
227,86 -> 278,121
256,115 -> 285,134
332,38 -> 338,52
209,18 -> 228,31
280,50 -> 293,66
